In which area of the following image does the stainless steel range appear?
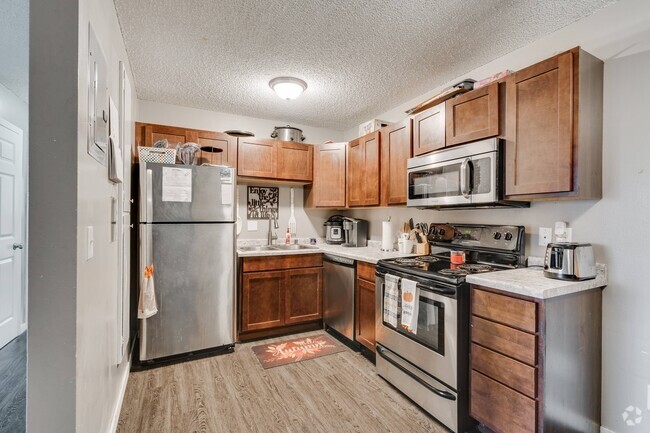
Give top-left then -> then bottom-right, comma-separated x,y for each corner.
375,223 -> 525,433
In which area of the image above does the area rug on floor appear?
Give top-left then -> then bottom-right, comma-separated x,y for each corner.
252,335 -> 345,369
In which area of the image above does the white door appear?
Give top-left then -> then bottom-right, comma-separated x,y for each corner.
0,118 -> 24,349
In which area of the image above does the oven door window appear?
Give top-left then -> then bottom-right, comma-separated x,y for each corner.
383,286 -> 445,356
408,162 -> 463,200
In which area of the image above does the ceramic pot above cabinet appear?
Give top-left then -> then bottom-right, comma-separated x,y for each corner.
271,125 -> 305,142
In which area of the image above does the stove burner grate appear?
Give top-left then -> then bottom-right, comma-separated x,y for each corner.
394,258 -> 421,265
438,268 -> 470,276
457,264 -> 493,273
416,256 -> 441,263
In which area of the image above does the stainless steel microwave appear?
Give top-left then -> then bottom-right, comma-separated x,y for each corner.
406,138 -> 528,209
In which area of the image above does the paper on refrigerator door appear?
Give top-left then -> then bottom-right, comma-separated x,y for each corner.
384,274 -> 400,328
162,167 -> 192,202
400,278 -> 419,334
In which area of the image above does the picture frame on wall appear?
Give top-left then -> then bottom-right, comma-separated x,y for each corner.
247,186 -> 279,220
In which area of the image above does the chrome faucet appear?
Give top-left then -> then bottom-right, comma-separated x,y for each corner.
267,215 -> 279,245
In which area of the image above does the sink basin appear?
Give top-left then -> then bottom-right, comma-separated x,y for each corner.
272,244 -> 319,250
238,245 -> 278,252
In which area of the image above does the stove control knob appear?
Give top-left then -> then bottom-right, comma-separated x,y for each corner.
438,228 -> 446,236
493,231 -> 502,240
504,232 -> 513,241
430,227 -> 437,235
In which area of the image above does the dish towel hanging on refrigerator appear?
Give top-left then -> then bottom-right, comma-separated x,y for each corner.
138,265 -> 158,319
400,278 -> 419,334
384,274 -> 400,328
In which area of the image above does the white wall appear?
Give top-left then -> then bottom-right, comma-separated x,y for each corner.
137,99 -> 344,144
340,1 -> 650,430
0,81 -> 28,330
237,185 -> 330,241
75,0 -> 137,431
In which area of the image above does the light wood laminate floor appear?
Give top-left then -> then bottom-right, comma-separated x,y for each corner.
118,331 -> 447,433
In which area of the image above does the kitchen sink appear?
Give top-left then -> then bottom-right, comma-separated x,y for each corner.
238,245 -> 278,252
272,244 -> 319,250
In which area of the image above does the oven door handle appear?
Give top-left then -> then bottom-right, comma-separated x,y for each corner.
460,158 -> 472,198
376,346 -> 457,401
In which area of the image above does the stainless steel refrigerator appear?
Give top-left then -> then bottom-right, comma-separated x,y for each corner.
138,162 -> 236,362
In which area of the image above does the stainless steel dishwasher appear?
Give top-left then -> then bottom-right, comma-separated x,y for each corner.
323,254 -> 356,343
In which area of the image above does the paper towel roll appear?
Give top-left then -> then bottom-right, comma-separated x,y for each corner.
381,220 -> 394,251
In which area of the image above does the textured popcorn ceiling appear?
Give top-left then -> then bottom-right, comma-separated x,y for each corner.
114,0 -> 615,130
0,0 -> 29,102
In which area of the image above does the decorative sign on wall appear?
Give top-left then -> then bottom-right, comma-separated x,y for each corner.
247,186 -> 279,220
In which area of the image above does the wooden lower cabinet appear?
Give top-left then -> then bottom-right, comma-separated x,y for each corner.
241,271 -> 285,332
355,261 -> 376,353
240,254 -> 323,339
285,268 -> 322,324
470,285 -> 603,433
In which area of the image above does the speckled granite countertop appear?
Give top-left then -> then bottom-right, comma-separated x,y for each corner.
236,239 -> 416,264
465,264 -> 608,299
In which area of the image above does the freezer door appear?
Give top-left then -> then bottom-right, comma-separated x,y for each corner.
140,163 -> 236,223
140,223 -> 235,361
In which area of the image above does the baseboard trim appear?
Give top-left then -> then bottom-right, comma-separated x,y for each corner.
601,426 -> 616,433
108,360 -> 131,433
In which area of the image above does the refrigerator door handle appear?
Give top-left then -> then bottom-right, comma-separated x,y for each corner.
139,222 -> 153,360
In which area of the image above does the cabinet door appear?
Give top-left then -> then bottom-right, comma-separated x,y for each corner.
381,119 -> 412,205
241,271 -> 285,332
277,141 -> 313,181
505,51 -> 574,196
446,82 -> 499,146
285,268 -> 322,325
413,102 -> 445,156
312,143 -> 346,207
188,130 -> 237,168
362,131 -> 380,206
355,278 -> 376,352
136,123 -> 186,153
237,138 -> 278,178
347,138 -> 365,207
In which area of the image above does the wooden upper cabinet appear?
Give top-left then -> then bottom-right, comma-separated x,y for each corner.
362,132 -> 380,206
135,122 -> 237,167
504,47 -> 603,200
413,102 -> 445,156
446,82 -> 499,146
347,132 -> 380,207
307,142 -> 347,208
237,138 -> 278,179
277,141 -> 313,181
380,118 -> 412,206
347,138 -> 365,207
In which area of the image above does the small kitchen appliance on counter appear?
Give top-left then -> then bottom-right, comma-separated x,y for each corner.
544,242 -> 596,280
324,215 -> 345,245
342,217 -> 368,247
375,223 -> 525,433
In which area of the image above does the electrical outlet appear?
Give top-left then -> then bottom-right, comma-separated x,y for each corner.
564,228 -> 573,242
539,227 -> 553,246
647,384 -> 650,411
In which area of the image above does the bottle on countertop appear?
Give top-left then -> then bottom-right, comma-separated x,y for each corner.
285,228 -> 291,245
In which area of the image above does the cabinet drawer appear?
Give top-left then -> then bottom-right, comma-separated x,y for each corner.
471,316 -> 537,366
472,288 -> 537,333
471,370 -> 536,433
471,344 -> 537,398
357,261 -> 376,282
242,254 -> 323,272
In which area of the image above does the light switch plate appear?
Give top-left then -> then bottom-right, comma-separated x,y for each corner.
539,227 -> 553,246
86,226 -> 94,260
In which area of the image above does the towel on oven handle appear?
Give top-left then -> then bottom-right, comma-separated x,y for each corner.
400,278 -> 419,334
384,274 -> 400,328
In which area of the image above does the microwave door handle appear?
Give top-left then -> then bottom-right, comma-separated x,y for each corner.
460,158 -> 472,198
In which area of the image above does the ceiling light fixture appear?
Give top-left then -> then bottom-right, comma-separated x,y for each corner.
269,77 -> 307,100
